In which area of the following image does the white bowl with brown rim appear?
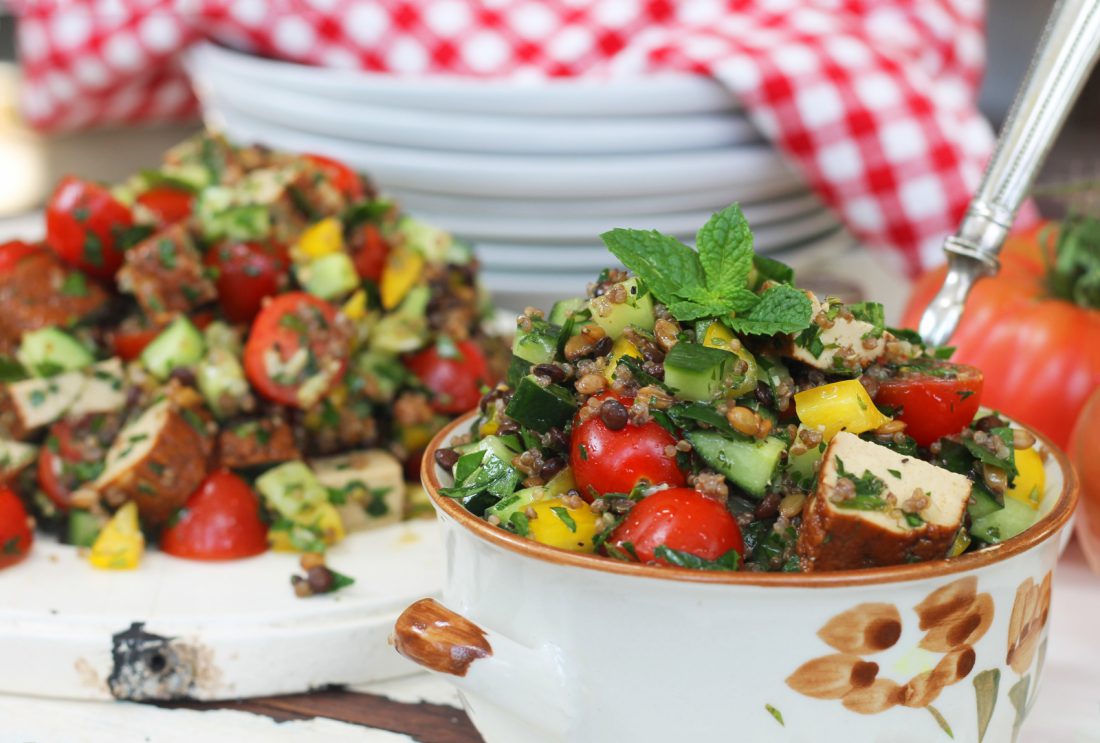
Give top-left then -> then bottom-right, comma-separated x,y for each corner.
394,413 -> 1078,743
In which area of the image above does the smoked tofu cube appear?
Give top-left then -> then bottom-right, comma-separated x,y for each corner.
0,438 -> 36,482
117,224 -> 217,322
3,370 -> 86,437
311,450 -> 405,532
94,400 -> 209,526
784,294 -> 885,373
69,359 -> 128,418
797,431 -> 971,571
216,418 -> 301,470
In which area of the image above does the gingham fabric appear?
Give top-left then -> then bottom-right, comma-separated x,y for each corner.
13,0 -> 1023,275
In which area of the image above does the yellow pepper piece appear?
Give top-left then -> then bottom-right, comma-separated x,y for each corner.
528,498 -> 600,553
702,322 -> 736,351
604,336 -> 642,382
298,217 -> 345,259
342,289 -> 367,321
794,379 -> 890,441
1006,446 -> 1045,510
400,423 -> 435,453
89,502 -> 144,570
268,502 -> 347,552
380,245 -> 425,310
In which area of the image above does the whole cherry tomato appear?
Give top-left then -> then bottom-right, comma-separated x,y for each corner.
0,240 -> 41,274
0,486 -> 33,569
349,222 -> 389,283
160,471 -> 268,560
874,362 -> 984,448
204,241 -> 289,324
404,339 -> 494,415
570,393 -> 686,499
45,176 -> 133,280
303,154 -> 365,200
136,185 -> 193,226
903,221 -> 1100,450
608,487 -> 743,565
243,292 -> 349,408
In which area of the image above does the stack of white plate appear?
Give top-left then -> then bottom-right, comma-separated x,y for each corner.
186,43 -> 851,311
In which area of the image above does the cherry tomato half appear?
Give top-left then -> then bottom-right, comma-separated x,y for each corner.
304,154 -> 365,200
0,486 -> 33,569
608,487 -> 743,565
205,241 -> 289,324
349,222 -> 389,283
160,471 -> 269,561
404,340 -> 494,415
0,240 -> 41,274
874,362 -> 984,448
136,185 -> 193,226
570,393 -> 686,499
243,292 -> 349,408
45,176 -> 133,280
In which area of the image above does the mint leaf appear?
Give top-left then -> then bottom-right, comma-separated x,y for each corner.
752,254 -> 795,285
727,284 -> 813,336
666,298 -> 720,321
669,286 -> 759,321
601,228 -> 703,305
849,301 -> 885,338
696,204 -> 753,294
653,545 -> 741,571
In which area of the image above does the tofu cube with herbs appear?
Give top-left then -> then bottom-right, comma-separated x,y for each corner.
784,294 -> 886,374
311,450 -> 405,532
117,223 -> 216,322
797,432 -> 971,571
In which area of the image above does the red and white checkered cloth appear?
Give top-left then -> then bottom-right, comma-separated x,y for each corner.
13,0 -> 1028,275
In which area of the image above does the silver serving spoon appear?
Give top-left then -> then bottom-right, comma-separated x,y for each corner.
919,0 -> 1100,346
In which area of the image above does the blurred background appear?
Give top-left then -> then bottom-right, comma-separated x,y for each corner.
0,0 -> 1097,320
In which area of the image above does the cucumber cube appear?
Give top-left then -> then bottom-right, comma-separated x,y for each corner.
504,375 -> 578,433
687,430 -> 786,498
664,342 -> 740,402
588,278 -> 655,339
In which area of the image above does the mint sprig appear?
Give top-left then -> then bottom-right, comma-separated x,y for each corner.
601,204 -> 811,333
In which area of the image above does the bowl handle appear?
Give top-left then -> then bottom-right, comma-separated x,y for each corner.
394,598 -> 569,728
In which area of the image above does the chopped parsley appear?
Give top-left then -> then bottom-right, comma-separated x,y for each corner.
157,239 -> 177,269
653,545 -> 740,571
59,272 -> 89,297
550,506 -> 577,533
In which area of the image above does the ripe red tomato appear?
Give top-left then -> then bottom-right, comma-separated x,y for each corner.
45,176 -> 133,280
136,186 -> 193,226
304,154 -> 365,200
570,394 -> 686,499
160,471 -> 268,560
608,487 -> 743,565
38,422 -> 87,511
874,363 -> 983,447
903,222 -> 1100,450
0,486 -> 33,569
0,240 -> 41,274
204,241 -> 289,324
243,292 -> 349,408
349,223 -> 389,283
404,340 -> 494,415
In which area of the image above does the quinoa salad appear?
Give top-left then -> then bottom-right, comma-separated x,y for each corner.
434,205 -> 1049,573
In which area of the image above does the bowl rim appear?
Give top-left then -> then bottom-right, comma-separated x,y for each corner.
421,411 -> 1079,587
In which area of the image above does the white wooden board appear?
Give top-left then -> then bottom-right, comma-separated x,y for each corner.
0,520 -> 443,701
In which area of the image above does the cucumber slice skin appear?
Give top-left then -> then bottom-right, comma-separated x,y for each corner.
141,316 -> 206,381
967,483 -> 1003,521
504,375 -> 578,434
686,430 -> 785,498
548,297 -> 586,326
664,342 -> 736,402
18,328 -> 94,376
970,496 -> 1038,544
511,320 -> 562,365
67,510 -> 102,548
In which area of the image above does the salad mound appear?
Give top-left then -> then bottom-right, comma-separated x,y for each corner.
0,133 -> 506,579
436,205 -> 1049,573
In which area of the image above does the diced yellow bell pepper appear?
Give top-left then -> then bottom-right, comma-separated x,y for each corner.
1007,446 -> 1045,510
380,245 -> 425,310
528,498 -> 600,553
297,217 -> 345,259
948,528 -> 971,557
400,423 -> 435,453
702,321 -> 736,351
701,322 -> 758,397
794,379 -> 890,441
268,502 -> 347,552
604,336 -> 642,382
342,289 -> 367,321
89,502 -> 144,570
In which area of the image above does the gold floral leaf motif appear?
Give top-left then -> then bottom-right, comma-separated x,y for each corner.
1007,572 -> 1053,675
841,678 -> 903,715
817,603 -> 902,655
916,578 -> 994,652
786,654 -> 879,700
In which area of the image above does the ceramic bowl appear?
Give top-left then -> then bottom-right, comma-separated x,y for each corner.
396,413 -> 1078,743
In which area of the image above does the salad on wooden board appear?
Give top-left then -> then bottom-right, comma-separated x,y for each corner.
436,205 -> 1050,572
0,134 -> 506,587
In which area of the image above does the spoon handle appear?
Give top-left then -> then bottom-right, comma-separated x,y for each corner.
920,0 -> 1100,345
